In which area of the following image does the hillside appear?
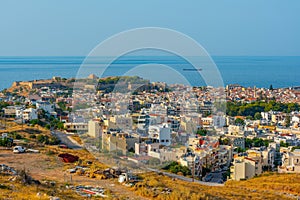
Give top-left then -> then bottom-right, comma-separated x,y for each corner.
1,149 -> 300,200
1,121 -> 299,200
130,172 -> 300,200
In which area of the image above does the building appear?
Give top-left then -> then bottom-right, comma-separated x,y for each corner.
179,152 -> 202,178
135,142 -> 148,156
109,114 -> 133,131
228,125 -> 243,135
148,124 -> 171,146
3,106 -> 22,118
88,120 -> 102,138
179,152 -> 200,177
271,112 -> 286,124
230,156 -> 262,180
137,110 -> 150,130
213,115 -> 226,128
102,132 -> 139,155
228,136 -> 245,149
36,101 -> 55,113
64,122 -> 88,133
278,150 -> 300,173
168,118 -> 180,132
261,144 -> 277,169
147,144 -> 186,162
201,117 -> 213,128
16,108 -> 38,121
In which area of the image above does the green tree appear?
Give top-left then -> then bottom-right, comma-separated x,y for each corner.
236,147 -> 245,153
226,101 -> 299,117
196,128 -> 207,136
164,161 -> 191,176
245,138 -> 269,148
48,136 -> 60,145
234,118 -> 245,126
219,138 -> 230,145
280,141 -> 289,147
45,124 -> 51,130
285,115 -> 291,127
254,112 -> 262,120
30,119 -> 43,126
0,101 -> 10,110
37,135 -> 48,143
0,138 -> 13,147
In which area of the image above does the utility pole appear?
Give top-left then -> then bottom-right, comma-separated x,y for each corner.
192,154 -> 195,182
116,141 -> 118,156
21,111 -> 23,130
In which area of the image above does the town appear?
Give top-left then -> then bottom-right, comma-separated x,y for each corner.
1,75 -> 300,199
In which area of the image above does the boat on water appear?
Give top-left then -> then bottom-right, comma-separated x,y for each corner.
182,68 -> 202,71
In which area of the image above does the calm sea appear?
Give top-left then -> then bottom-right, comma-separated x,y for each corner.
0,56 -> 299,90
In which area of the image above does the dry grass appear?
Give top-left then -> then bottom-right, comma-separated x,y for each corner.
0,120 -> 50,141
225,173 -> 300,197
0,175 -> 80,200
131,172 -> 299,200
70,135 -> 83,145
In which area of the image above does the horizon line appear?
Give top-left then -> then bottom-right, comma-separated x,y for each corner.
0,55 -> 300,58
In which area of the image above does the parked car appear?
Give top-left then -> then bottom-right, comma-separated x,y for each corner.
13,146 -> 26,153
59,144 -> 68,149
204,173 -> 213,182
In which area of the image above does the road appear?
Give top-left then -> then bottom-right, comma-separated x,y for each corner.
52,131 -> 82,149
147,168 -> 224,187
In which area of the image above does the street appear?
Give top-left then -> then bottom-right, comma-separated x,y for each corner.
147,168 -> 224,187
52,131 -> 82,149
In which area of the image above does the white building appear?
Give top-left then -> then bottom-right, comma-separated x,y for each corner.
36,101 -> 55,114
147,143 -> 186,162
278,150 -> 300,173
213,115 -> 226,128
148,124 -> 171,146
261,146 -> 276,169
291,115 -> 300,123
261,112 -> 272,121
16,108 -> 38,121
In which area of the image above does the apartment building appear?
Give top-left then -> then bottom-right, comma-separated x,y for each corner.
278,150 -> 300,173
148,124 -> 171,146
17,108 -> 38,121
64,122 -> 88,133
102,132 -> 139,155
88,120 -> 102,138
230,156 -> 262,180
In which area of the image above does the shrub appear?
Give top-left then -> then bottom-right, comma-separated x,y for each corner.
14,133 -> 22,139
0,138 -> 14,147
163,161 -> 191,176
37,134 -> 60,145
29,134 -> 36,139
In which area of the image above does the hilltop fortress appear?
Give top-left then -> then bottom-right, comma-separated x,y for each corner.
11,76 -> 70,89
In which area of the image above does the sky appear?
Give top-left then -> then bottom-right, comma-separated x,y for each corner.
0,0 -> 300,56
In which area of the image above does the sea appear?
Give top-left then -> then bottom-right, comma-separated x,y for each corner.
0,56 -> 299,91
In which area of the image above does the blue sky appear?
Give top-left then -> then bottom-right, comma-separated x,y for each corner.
0,0 -> 299,56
